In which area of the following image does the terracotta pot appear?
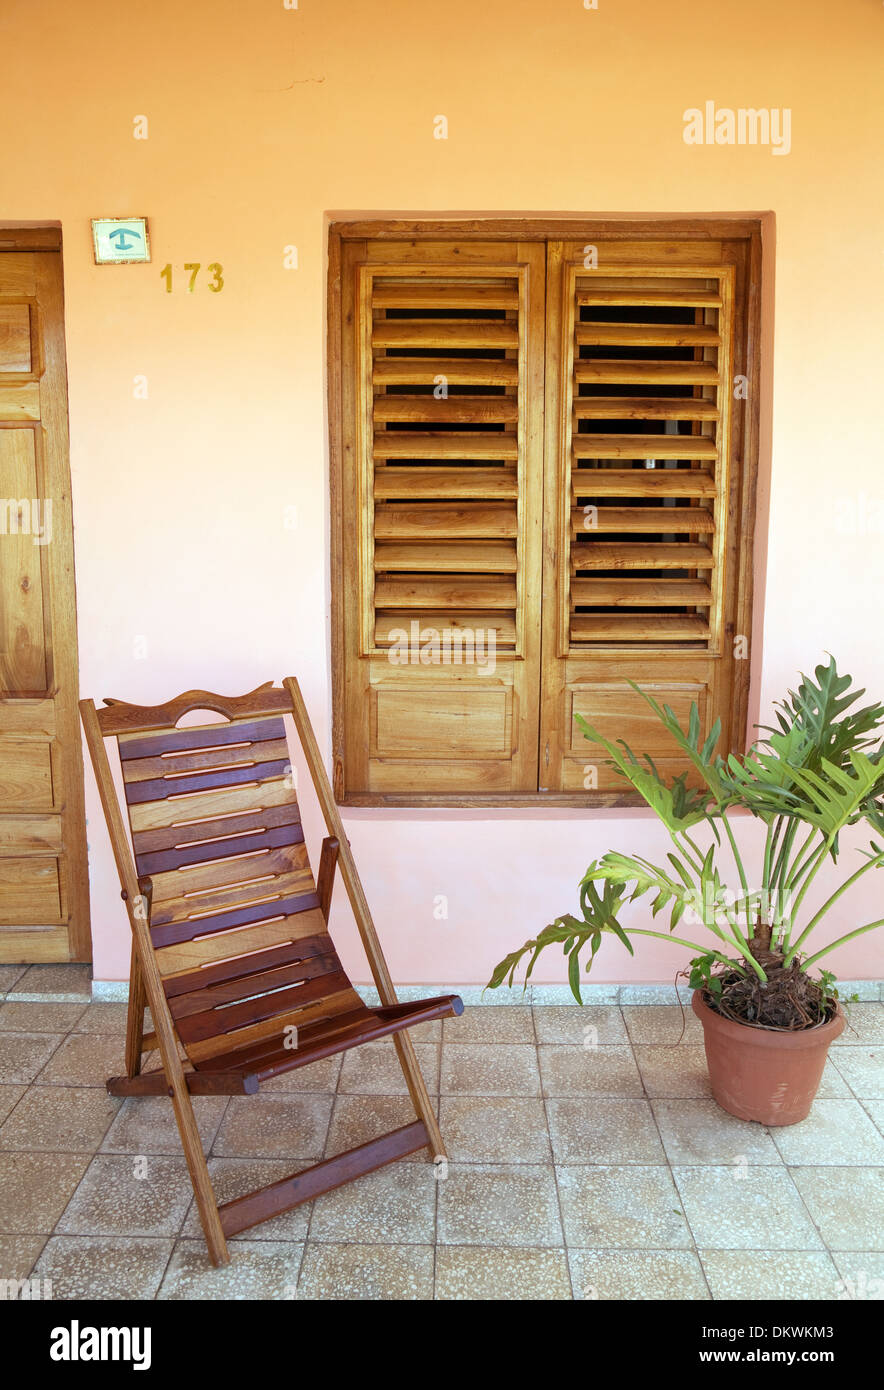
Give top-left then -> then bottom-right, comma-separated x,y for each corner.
692,990 -> 845,1126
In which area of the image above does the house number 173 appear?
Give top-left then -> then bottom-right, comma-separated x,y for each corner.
160,263 -> 224,293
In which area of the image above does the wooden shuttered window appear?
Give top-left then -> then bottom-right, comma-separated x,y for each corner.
331,224 -> 759,805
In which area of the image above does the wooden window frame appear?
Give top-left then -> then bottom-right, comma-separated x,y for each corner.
328,217 -> 763,808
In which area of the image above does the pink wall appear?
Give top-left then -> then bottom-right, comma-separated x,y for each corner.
3,0 -> 882,985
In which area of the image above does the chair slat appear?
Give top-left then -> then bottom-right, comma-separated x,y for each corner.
150,891 -> 321,949
162,933 -> 335,1001
117,716 -> 287,761
185,986 -> 364,1063
129,774 -> 292,835
125,758 -> 291,805
176,967 -> 354,1045
121,737 -> 290,782
166,939 -> 342,1019
154,907 -> 328,977
150,842 -> 310,907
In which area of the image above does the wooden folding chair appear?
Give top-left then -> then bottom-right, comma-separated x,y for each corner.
79,678 -> 462,1266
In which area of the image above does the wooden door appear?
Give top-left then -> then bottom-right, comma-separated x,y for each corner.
0,230 -> 90,961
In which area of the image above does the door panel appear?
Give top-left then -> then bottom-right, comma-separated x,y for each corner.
0,240 -> 90,961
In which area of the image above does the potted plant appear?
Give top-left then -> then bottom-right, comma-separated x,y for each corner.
489,658 -> 884,1125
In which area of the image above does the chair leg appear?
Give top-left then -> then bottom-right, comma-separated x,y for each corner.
125,941 -> 146,1077
170,1087 -> 230,1266
393,1031 -> 448,1161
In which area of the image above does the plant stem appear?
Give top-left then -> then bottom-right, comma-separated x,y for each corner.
720,810 -> 752,938
623,928 -> 752,976
784,853 -> 884,965
801,919 -> 884,969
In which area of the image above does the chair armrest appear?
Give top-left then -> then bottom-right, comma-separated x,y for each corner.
317,837 -> 340,922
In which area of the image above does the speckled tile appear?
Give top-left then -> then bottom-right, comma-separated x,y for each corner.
538,1045 -> 643,1098
36,1034 -> 124,1087
212,1093 -> 333,1160
0,1085 -> 25,1125
831,1047 -> 884,1099
408,1018 -> 442,1043
158,1239 -> 302,1300
0,1086 -> 120,1152
436,1245 -> 571,1300
325,1094 -> 436,1163
622,1005 -> 704,1046
817,1060 -> 852,1098
442,1005 -> 534,1044
557,1165 -> 692,1249
261,1054 -> 342,1092
0,965 -> 28,995
0,1002 -> 87,1032
532,1006 -> 628,1046
338,1040 -> 439,1095
834,1004 -> 884,1047
296,1241 -> 433,1300
0,1152 -> 90,1232
633,1045 -> 712,1098
700,1249 -> 841,1301
673,1166 -> 824,1250
34,1235 -> 173,1299
547,1099 -> 665,1165
11,964 -> 91,1000
57,1154 -> 195,1238
180,1158 -> 313,1242
437,1163 -> 562,1248
439,1096 -> 552,1163
440,1043 -> 541,1097
789,1167 -> 884,1250
71,1003 -> 139,1034
771,1100 -> 884,1166
99,1095 -> 227,1155
0,1033 -> 63,1084
862,1099 -> 884,1133
653,1100 -> 782,1166
0,1233 -> 47,1280
310,1160 -> 436,1243
830,1252 -> 884,1300
569,1248 -> 709,1300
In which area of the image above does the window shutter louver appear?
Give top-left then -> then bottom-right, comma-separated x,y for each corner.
539,237 -> 754,795
337,239 -> 545,800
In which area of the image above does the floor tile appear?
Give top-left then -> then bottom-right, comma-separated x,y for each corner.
830,1252 -> 884,1300
633,1045 -> 711,1097
338,1040 -> 439,1095
440,1096 -> 552,1163
538,1045 -> 643,1098
532,1006 -> 628,1046
557,1165 -> 692,1249
652,1100 -> 782,1166
0,965 -> 28,995
440,1043 -> 541,1097
158,1239 -> 302,1299
569,1248 -> 709,1300
0,1002 -> 87,1032
261,1054 -> 342,1092
0,1085 -> 25,1125
834,1004 -> 884,1047
789,1167 -> 884,1250
622,1005 -> 704,1046
325,1093 -> 436,1162
700,1249 -> 841,1300
0,1152 -> 90,1232
437,1163 -> 563,1247
862,1099 -> 884,1133
547,1099 -> 665,1164
0,1087 -> 120,1152
310,1161 -> 436,1243
0,1033 -> 64,1084
34,1235 -> 173,1299
771,1100 -> 884,1165
297,1242 -> 433,1300
673,1166 -> 824,1250
36,1034 -> 124,1086
71,1003 -> 137,1034
212,1094 -> 333,1160
12,964 -> 91,1000
180,1158 -> 312,1242
0,1233 -> 47,1280
816,1060 -> 852,1098
56,1154 -> 194,1238
831,1047 -> 884,1099
436,1246 -> 571,1300
443,1005 -> 534,1044
101,1096 -> 227,1155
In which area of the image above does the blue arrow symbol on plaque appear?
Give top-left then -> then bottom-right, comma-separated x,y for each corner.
109,227 -> 141,252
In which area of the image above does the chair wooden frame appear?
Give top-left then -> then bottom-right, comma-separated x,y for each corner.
80,677 -> 462,1266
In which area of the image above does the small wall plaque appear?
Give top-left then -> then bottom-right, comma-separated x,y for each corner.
91,217 -> 151,264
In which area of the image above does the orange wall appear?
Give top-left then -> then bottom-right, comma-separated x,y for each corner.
3,0 -> 883,985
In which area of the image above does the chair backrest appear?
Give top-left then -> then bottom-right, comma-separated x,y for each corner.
96,687 -> 364,1070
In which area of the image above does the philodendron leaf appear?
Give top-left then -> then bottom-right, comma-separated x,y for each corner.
574,712 -> 710,831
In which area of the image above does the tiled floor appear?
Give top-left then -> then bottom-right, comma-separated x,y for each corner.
1,969 -> 883,1300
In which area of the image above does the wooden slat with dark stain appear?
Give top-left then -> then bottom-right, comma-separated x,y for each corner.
149,891 -> 321,949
